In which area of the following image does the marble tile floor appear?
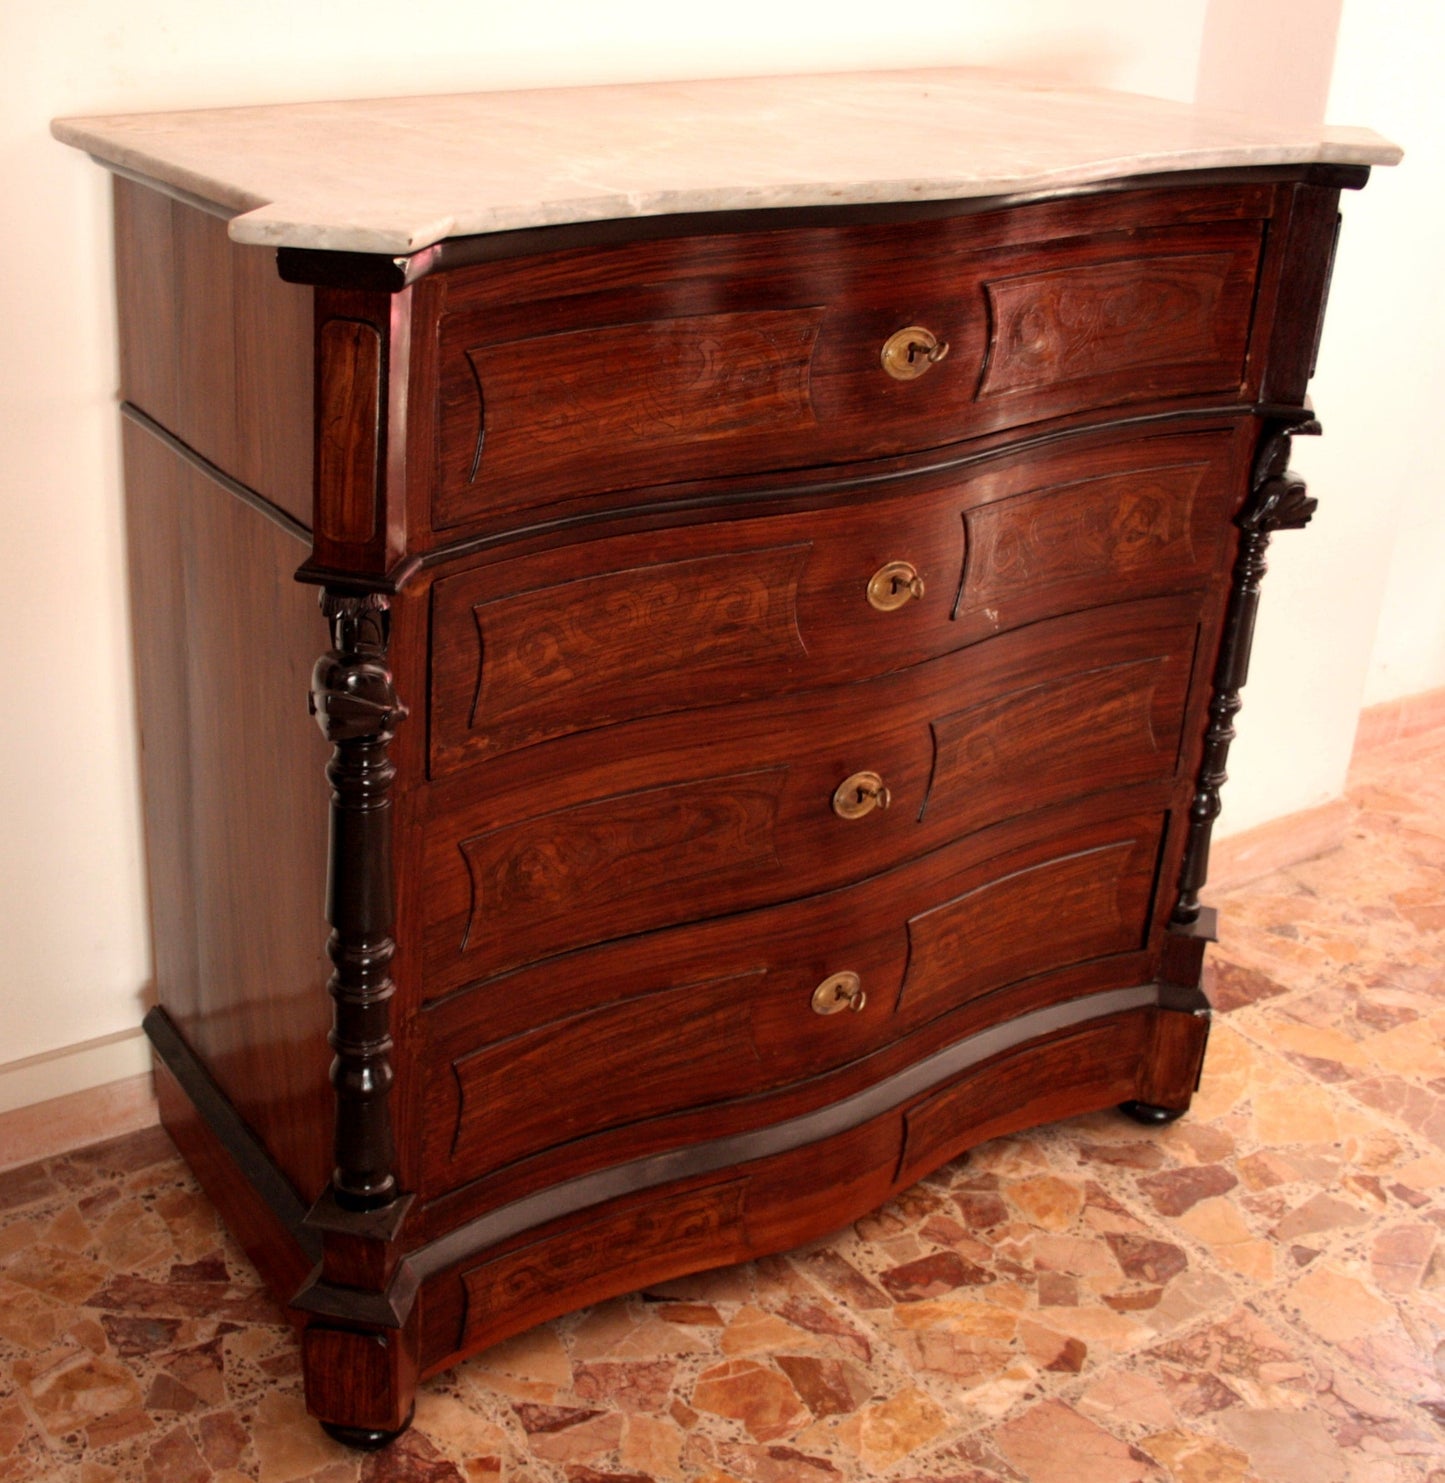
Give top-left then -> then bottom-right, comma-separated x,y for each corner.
2,726 -> 1442,1483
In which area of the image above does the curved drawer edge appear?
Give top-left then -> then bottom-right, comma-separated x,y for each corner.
410,982 -> 1154,1285
413,987 -> 1199,1373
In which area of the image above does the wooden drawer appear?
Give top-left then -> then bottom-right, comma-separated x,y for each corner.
432,188 -> 1267,531
429,425 -> 1240,775
421,805 -> 1167,1196
421,595 -> 1197,994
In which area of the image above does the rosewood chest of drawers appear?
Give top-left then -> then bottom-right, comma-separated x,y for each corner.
55,72 -> 1396,1444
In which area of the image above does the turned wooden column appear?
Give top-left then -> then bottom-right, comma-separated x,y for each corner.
308,589 -> 408,1210
1173,415 -> 1321,926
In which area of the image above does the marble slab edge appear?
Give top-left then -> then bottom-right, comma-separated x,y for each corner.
52,69 -> 1403,256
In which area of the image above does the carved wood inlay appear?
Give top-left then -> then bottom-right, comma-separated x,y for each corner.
979,252 -> 1248,399
457,768 -> 789,977
316,319 -> 381,546
445,970 -> 766,1178
899,834 -> 1159,1020
462,307 -> 823,475
923,652 -> 1187,835
956,462 -> 1210,622
461,545 -> 811,761
458,1180 -> 747,1349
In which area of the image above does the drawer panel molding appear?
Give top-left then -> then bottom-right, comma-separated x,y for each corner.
428,805 -> 1170,1191
979,251 -> 1250,400
431,429 -> 1237,777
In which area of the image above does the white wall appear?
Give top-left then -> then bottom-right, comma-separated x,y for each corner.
2,0 -> 1416,1108
1208,0 -> 1445,835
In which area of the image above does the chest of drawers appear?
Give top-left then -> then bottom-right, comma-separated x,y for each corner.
55,71 -> 1395,1445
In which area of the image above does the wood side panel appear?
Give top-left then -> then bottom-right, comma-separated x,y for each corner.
112,176 -> 313,525
431,200 -> 1266,533
424,599 -> 1198,990
123,418 -> 332,1201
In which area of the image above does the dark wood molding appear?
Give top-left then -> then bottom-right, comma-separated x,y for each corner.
406,982 -> 1160,1283
144,1007 -> 322,1265
1173,416 -> 1321,925
120,403 -> 312,542
308,591 -> 408,1211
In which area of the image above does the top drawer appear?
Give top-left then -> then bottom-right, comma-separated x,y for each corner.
432,187 -> 1269,531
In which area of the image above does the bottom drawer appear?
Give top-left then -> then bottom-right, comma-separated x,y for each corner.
421,799 -> 1170,1199
419,1004 -> 1158,1373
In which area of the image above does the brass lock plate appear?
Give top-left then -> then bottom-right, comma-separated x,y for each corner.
881,325 -> 950,381
832,770 -> 891,819
812,971 -> 866,1015
867,560 -> 925,612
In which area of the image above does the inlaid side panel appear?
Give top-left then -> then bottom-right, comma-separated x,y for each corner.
315,318 -> 381,544
899,833 -> 1161,1021
980,253 -> 1250,400
456,768 -> 789,979
442,307 -> 824,520
455,545 -> 810,763
956,460 -> 1212,627
445,972 -> 764,1178
923,651 -> 1189,834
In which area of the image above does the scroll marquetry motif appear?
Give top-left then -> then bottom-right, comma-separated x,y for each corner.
456,768 -> 789,978
458,545 -> 810,762
316,319 -> 382,545
956,461 -> 1213,625
923,651 -> 1189,834
899,831 -> 1161,1020
978,251 -> 1252,400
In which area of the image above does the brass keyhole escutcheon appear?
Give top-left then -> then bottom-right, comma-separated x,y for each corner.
867,560 -> 926,612
881,325 -> 950,380
812,971 -> 867,1016
833,770 -> 891,819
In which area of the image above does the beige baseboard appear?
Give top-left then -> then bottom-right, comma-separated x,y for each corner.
1206,796 -> 1354,897
0,1070 -> 158,1174
1352,684 -> 1445,760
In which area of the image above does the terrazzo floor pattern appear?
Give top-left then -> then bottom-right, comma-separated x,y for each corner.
2,726 -> 1442,1483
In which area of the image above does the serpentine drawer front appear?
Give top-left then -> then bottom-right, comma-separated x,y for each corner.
54,70 -> 1396,1444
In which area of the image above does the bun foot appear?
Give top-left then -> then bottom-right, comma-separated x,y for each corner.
320,1409 -> 414,1450
1119,1099 -> 1188,1126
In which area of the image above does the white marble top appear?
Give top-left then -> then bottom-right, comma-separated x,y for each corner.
53,69 -> 1400,255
